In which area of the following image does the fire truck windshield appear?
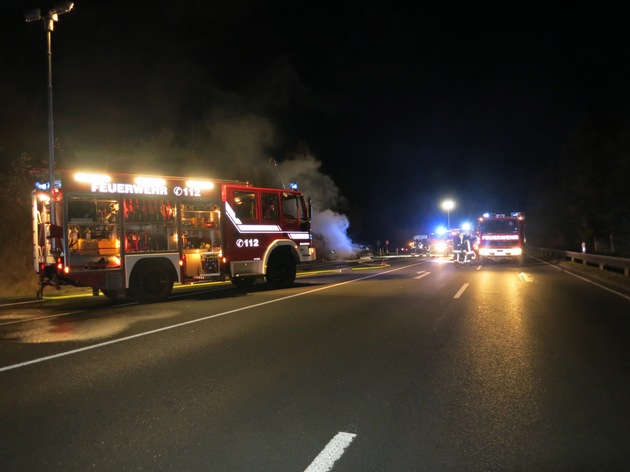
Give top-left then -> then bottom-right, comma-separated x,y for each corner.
479,220 -> 520,234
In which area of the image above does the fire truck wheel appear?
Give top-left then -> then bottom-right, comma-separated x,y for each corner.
102,289 -> 127,302
130,262 -> 174,303
266,255 -> 296,289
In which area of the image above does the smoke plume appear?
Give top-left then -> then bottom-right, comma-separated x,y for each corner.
277,154 -> 356,259
60,63 -> 357,258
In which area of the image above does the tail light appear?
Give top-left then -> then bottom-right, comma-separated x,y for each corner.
56,257 -> 69,274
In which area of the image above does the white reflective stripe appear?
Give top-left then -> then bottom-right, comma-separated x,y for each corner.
289,232 -> 310,240
239,224 -> 282,232
225,202 -> 243,225
225,202 -> 281,233
225,202 -> 311,239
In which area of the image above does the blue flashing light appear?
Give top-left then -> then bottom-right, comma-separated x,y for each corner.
289,182 -> 298,190
35,179 -> 62,190
435,226 -> 447,236
461,222 -> 471,231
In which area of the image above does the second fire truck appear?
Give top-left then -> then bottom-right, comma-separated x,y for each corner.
33,169 -> 316,302
477,212 -> 526,265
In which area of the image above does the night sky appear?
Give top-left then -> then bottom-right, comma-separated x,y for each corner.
3,1 -> 630,250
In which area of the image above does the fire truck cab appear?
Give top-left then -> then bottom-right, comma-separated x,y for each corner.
32,170 -> 315,302
477,212 -> 526,265
412,234 -> 430,257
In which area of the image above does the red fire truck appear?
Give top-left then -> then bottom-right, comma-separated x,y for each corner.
477,212 -> 526,265
32,169 -> 315,302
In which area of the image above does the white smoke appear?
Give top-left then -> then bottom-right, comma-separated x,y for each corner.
66,76 -> 358,259
278,153 -> 357,259
313,209 -> 355,258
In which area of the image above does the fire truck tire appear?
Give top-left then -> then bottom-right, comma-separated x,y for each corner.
130,261 -> 174,303
102,289 -> 127,301
266,255 -> 296,289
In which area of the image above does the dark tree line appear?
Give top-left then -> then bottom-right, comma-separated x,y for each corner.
0,73 -> 48,296
528,116 -> 630,254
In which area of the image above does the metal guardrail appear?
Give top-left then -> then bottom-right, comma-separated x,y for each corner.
533,247 -> 630,277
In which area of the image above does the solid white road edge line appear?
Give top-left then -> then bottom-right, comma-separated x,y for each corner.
454,283 -> 469,298
304,432 -> 357,472
532,256 -> 630,302
0,262 -> 423,373
555,268 -> 630,302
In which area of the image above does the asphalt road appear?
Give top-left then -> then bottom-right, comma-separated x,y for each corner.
1,256 -> 630,471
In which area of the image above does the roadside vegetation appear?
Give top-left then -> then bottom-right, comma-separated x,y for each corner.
527,117 -> 630,256
0,154 -> 40,299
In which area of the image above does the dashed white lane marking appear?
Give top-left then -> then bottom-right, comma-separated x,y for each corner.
453,283 -> 469,298
304,432 -> 357,472
414,271 -> 430,279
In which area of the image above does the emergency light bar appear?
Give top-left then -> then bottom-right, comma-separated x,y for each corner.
480,212 -> 524,220
74,173 -> 111,183
35,180 -> 61,190
186,180 -> 215,190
